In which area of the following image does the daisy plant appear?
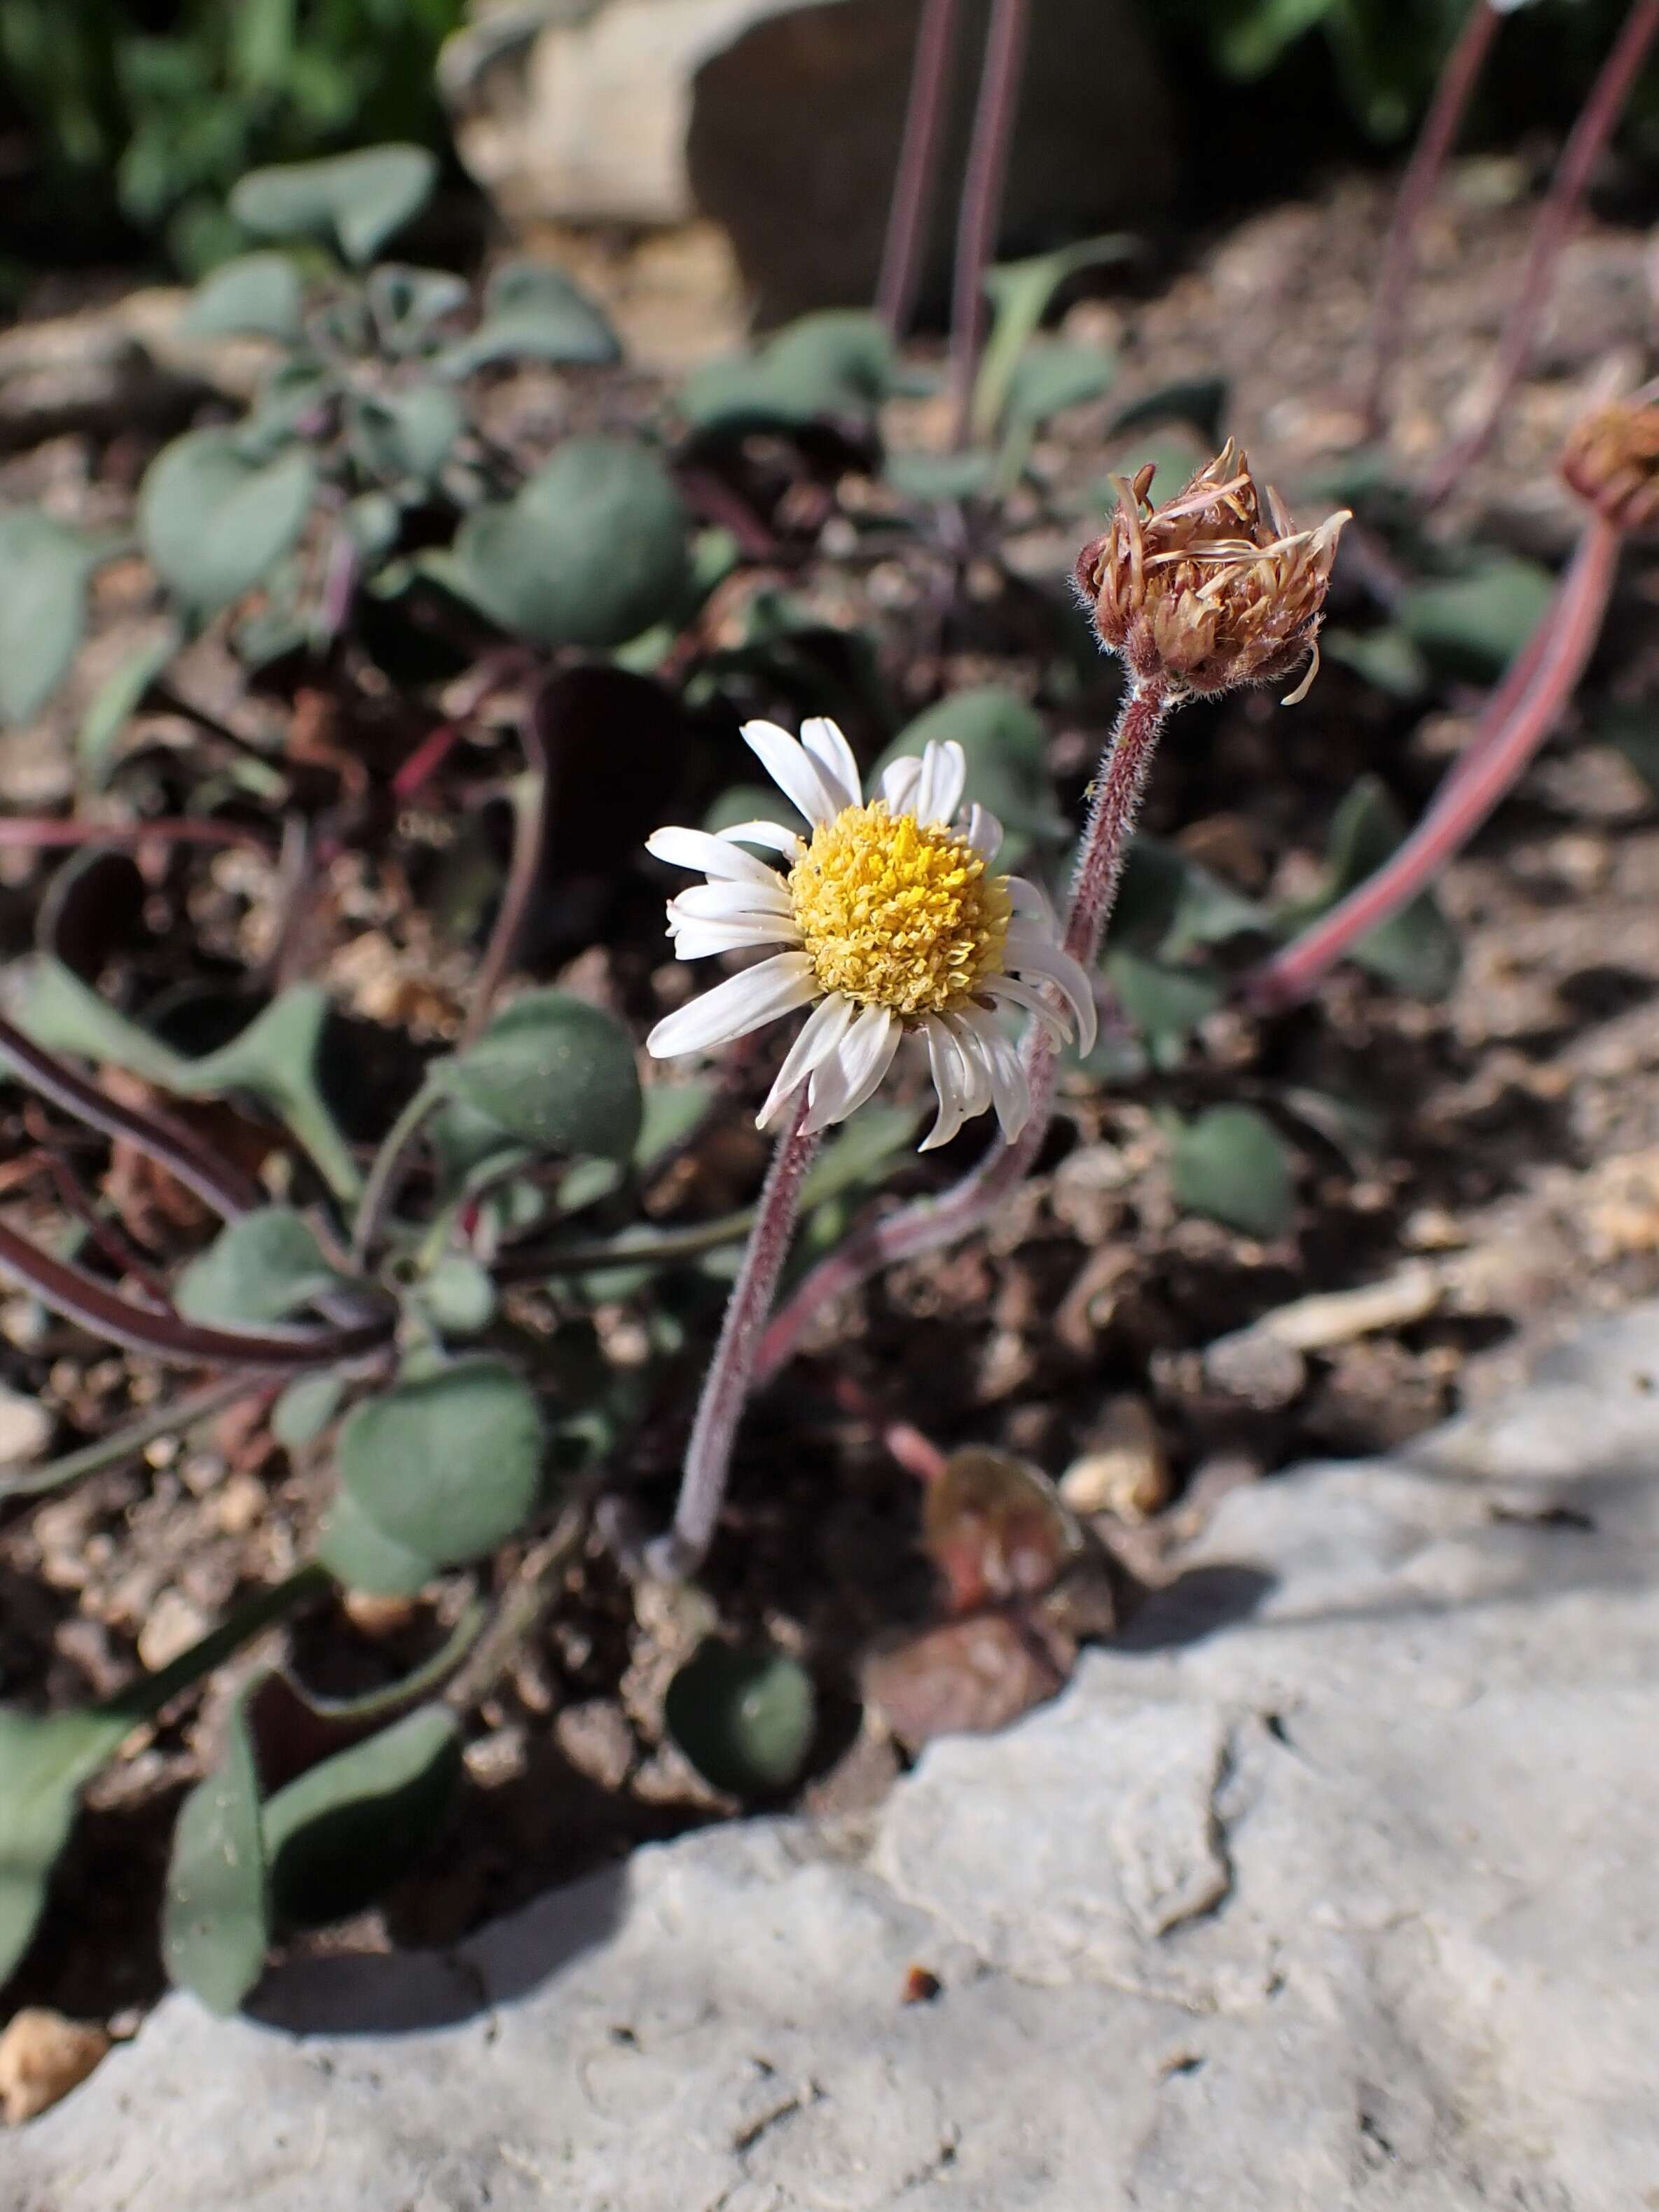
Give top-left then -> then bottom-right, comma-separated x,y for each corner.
642,721 -> 1094,1575
751,444 -> 1349,1389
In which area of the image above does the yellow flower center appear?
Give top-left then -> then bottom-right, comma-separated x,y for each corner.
787,801 -> 1011,1016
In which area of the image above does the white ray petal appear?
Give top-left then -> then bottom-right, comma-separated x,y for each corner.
1005,924 -> 1098,1053
667,916 -> 798,960
918,1014 -> 971,1151
913,739 -> 966,825
669,878 -> 794,921
799,717 -> 862,811
742,719 -> 842,827
805,1004 -> 900,1131
880,755 -> 923,814
756,990 -> 857,1130
958,1008 -> 1031,1141
1005,874 -> 1055,924
981,972 -> 1070,1043
940,1012 -> 994,1123
647,952 -> 818,1058
963,803 -> 1003,859
717,819 -> 804,858
647,825 -> 779,885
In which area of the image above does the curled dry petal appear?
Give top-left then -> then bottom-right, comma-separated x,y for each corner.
1073,440 -> 1349,703
1560,389 -> 1659,534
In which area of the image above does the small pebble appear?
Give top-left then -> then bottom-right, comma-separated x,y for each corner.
0,1385 -> 53,1469
0,2009 -> 111,2124
343,1589 -> 420,1637
1059,1395 -> 1169,1521
135,1589 -> 209,1672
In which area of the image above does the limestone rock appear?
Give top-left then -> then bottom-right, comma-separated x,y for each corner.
13,1304 -> 1659,2208
444,0 -> 1176,322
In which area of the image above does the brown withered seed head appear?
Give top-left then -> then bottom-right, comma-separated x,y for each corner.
1073,441 -> 1350,703
1560,393 -> 1659,533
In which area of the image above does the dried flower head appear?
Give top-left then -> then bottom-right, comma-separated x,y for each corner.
1073,441 -> 1349,704
1560,390 -> 1659,533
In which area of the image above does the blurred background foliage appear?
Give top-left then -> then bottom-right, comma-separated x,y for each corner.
0,0 -> 467,278
0,0 -> 1655,289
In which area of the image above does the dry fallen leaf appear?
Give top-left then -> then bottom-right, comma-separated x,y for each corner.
862,1611 -> 1075,1750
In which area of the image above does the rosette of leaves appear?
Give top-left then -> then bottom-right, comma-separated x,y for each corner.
0,141 -> 705,738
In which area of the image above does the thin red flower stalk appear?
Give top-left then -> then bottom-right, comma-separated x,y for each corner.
876,0 -> 963,341
0,1215 -> 390,1370
1363,0 -> 1506,439
1424,0 -> 1659,506
648,1094 -> 821,1579
0,817 -> 273,854
0,1008 -> 263,1220
947,0 -> 1032,448
751,678 -> 1172,1389
1243,512 -> 1620,1014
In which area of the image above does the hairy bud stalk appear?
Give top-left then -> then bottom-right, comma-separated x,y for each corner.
1074,442 -> 1349,705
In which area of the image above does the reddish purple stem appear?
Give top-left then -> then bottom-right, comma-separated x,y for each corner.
876,0 -> 963,340
947,0 -> 1032,448
0,1009 -> 263,1220
1244,514 -> 1620,1014
0,817 -> 273,854
1363,0 -> 1503,439
1425,0 -> 1659,504
0,1217 -> 390,1370
648,1095 -> 821,1578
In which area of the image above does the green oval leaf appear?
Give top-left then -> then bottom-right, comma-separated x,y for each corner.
333,1357 -> 544,1575
1398,555 -> 1555,680
139,430 -> 317,614
681,310 -> 897,436
454,437 -> 690,649
183,251 -> 304,342
271,1370 -> 345,1451
347,385 -> 463,490
261,1706 -> 460,1927
315,1484 -> 438,1597
175,1207 -> 352,1326
0,509 -> 109,724
230,144 -> 437,265
664,1642 -> 816,1797
0,1707 -> 128,1984
78,624 -> 181,787
1168,1105 -> 1295,1240
439,260 -> 620,375
161,1693 -> 269,2014
414,1254 -> 497,1337
443,990 -> 642,1161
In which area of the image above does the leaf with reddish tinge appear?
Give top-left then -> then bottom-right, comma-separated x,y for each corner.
922,1448 -> 1082,1615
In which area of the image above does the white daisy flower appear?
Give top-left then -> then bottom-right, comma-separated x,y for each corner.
645,718 -> 1097,1149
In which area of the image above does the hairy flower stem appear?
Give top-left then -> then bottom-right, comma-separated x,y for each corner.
1426,0 -> 1659,504
1363,0 -> 1503,439
752,678 -> 1173,1388
948,0 -> 1032,448
876,0 -> 963,340
649,1097 -> 822,1579
1244,515 -> 1620,1014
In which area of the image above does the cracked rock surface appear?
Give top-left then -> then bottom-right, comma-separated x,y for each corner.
17,1306 -> 1659,2209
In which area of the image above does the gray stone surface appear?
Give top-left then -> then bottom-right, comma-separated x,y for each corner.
16,1305 -> 1659,2209
445,0 -> 1175,322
